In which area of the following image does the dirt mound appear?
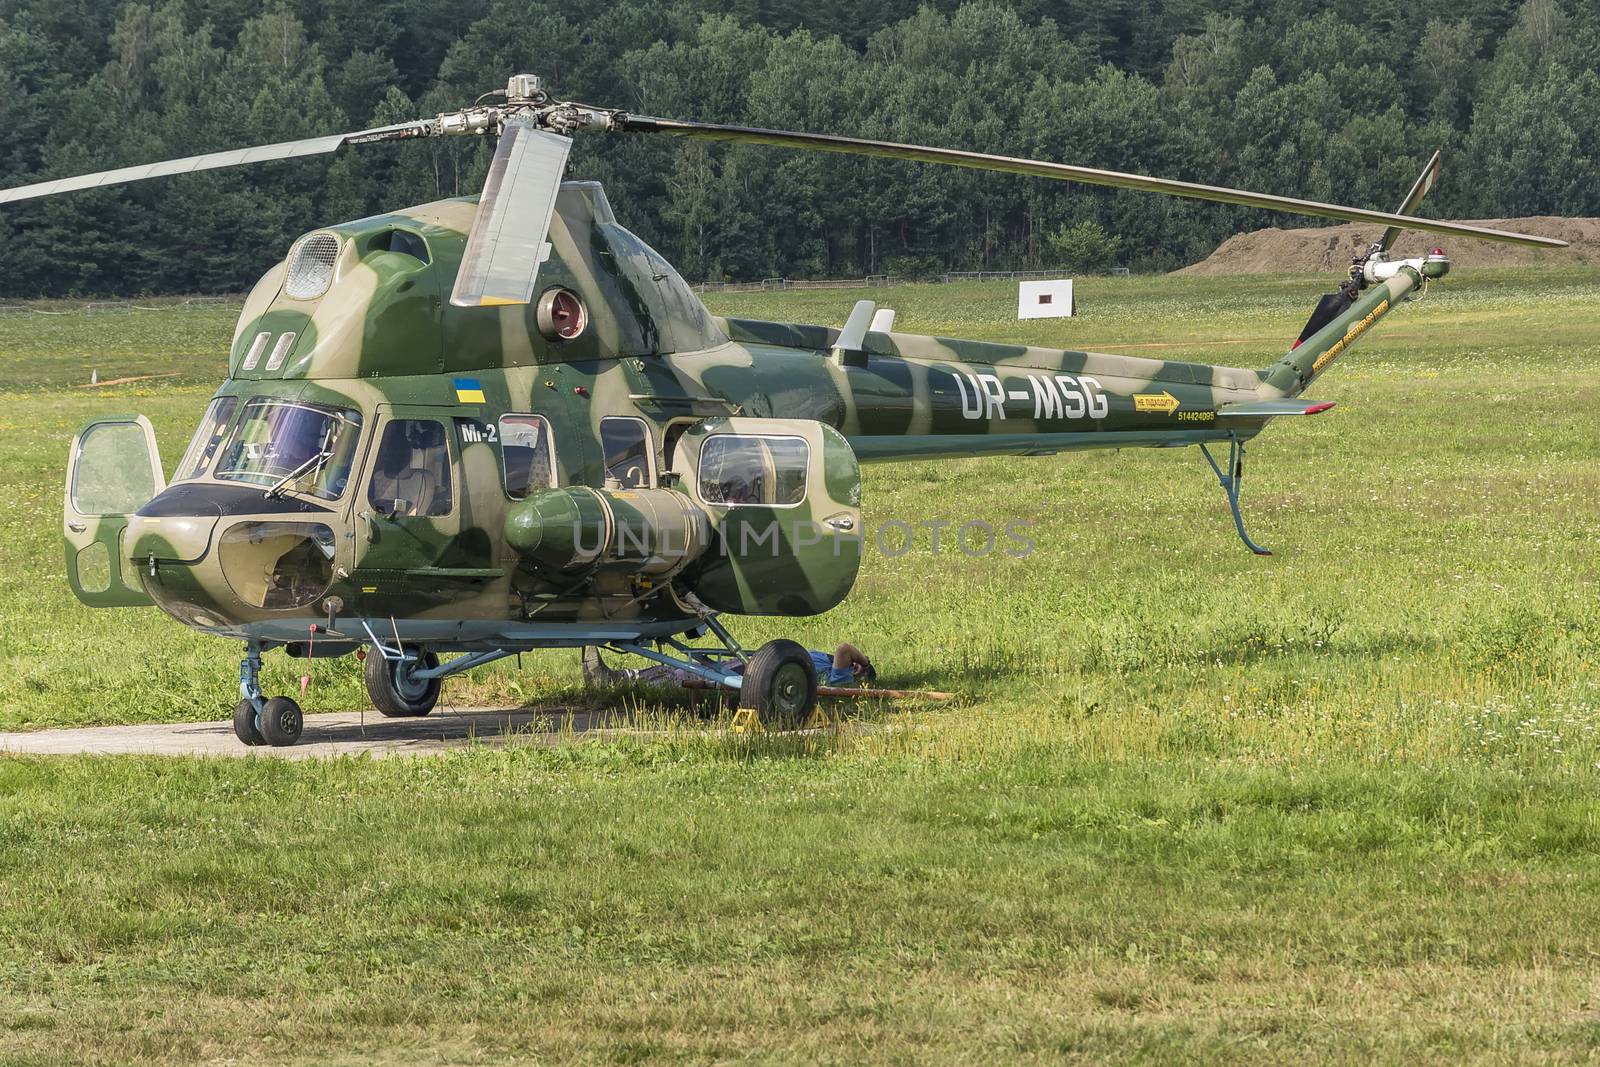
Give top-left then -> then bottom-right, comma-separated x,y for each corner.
1175,216 -> 1600,276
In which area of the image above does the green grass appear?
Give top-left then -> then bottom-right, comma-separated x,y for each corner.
6,752 -> 1600,1063
2,267 -> 1599,1062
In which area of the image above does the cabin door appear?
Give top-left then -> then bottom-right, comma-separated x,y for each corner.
347,405 -> 497,613
63,414 -> 165,607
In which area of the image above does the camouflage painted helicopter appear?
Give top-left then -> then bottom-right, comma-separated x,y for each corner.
10,75 -> 1562,745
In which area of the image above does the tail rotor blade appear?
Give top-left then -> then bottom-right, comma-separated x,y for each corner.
1379,150 -> 1442,253
449,119 -> 573,308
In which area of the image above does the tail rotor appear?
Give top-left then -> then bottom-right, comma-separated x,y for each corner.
1289,150 -> 1447,353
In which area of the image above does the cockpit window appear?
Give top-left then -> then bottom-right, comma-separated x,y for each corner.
215,399 -> 363,500
174,396 -> 240,481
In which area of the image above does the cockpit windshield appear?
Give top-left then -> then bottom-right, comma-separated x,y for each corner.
174,396 -> 241,482
215,399 -> 363,500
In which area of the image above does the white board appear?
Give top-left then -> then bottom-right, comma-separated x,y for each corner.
1017,278 -> 1074,320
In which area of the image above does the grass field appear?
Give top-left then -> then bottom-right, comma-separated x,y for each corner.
2,266 -> 1599,1062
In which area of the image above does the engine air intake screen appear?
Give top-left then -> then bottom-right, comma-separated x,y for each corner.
285,232 -> 340,300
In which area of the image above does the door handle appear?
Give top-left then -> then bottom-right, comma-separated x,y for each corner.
67,521 -> 87,533
825,515 -> 856,532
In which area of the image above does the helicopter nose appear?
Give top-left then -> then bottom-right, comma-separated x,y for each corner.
128,486 -> 347,631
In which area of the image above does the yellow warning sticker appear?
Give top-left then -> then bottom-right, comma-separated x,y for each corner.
1133,390 -> 1180,415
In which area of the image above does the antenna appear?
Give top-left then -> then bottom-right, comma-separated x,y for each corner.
832,300 -> 876,367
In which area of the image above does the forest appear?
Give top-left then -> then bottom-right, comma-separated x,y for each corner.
0,0 -> 1596,295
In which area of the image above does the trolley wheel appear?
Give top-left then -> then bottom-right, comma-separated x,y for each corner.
739,639 -> 817,730
365,646 -> 441,717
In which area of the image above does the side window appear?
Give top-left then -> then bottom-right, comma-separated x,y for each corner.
500,414 -> 555,498
174,396 -> 240,481
367,419 -> 453,517
600,417 -> 653,488
697,435 -> 808,507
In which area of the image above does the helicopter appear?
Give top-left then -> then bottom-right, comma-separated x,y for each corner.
10,74 -> 1562,746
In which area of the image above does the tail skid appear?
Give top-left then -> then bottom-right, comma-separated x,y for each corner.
1200,436 -> 1272,555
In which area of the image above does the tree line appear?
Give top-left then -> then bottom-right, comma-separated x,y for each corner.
1,0 -> 1596,295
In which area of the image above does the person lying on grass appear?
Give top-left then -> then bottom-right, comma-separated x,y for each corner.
582,642 -> 876,689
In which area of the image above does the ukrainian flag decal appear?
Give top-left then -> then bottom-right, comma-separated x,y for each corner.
453,377 -> 486,404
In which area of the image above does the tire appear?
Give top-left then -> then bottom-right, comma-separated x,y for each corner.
232,699 -> 263,746
739,639 -> 817,730
258,696 -> 303,747
365,646 -> 441,718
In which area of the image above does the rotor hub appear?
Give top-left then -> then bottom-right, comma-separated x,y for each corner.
506,73 -> 546,106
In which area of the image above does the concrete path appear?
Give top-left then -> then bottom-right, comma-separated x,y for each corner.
0,707 -> 633,759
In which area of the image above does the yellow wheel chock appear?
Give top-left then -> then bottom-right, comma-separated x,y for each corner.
802,704 -> 838,730
729,704 -> 840,734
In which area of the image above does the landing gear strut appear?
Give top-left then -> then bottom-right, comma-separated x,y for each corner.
233,640 -> 304,747
1200,435 -> 1272,556
607,620 -> 820,731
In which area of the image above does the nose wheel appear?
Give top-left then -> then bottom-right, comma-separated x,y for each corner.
233,642 -> 305,747
257,697 -> 304,745
231,696 -> 304,747
233,699 -> 263,746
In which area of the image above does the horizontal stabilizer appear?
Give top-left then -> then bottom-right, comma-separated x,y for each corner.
1216,400 -> 1336,422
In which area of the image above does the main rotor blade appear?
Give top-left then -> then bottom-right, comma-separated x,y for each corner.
0,120 -> 435,206
450,119 -> 572,308
1379,149 -> 1441,253
618,117 -> 1567,249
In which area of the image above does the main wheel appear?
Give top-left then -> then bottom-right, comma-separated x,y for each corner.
232,699 -> 263,746
258,696 -> 303,747
739,639 -> 817,730
365,646 -> 441,717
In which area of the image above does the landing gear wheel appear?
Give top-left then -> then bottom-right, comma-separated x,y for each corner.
365,646 -> 441,718
258,696 -> 303,747
739,639 -> 817,731
232,699 -> 263,746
